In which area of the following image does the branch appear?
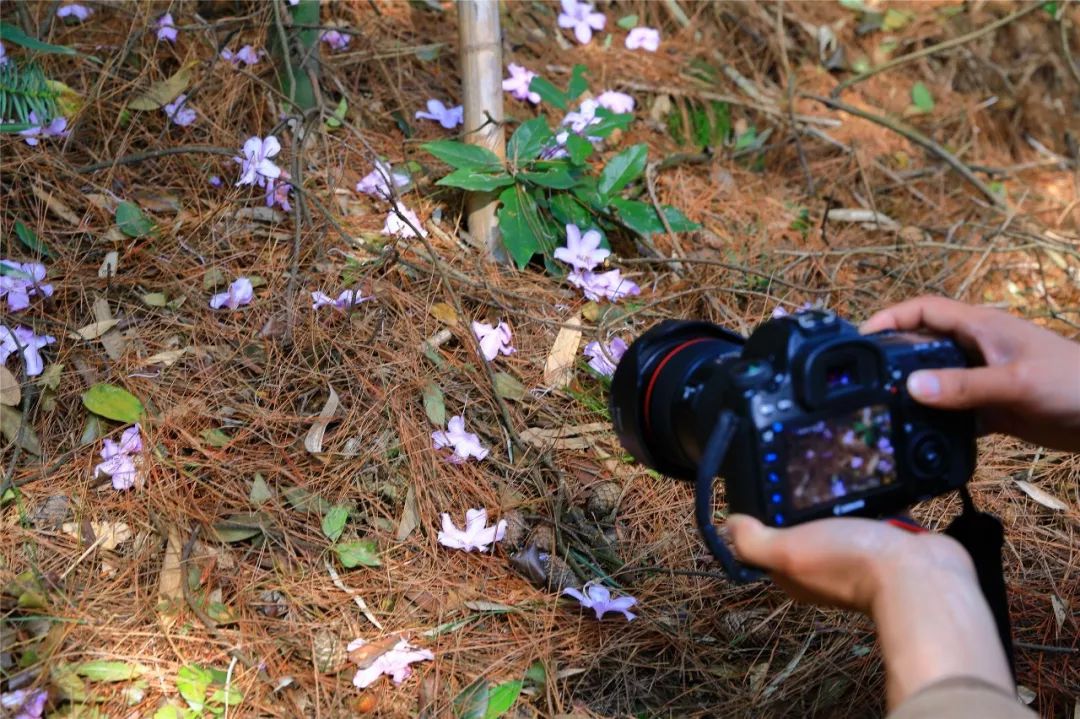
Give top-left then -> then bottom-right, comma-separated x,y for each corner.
74,145 -> 236,173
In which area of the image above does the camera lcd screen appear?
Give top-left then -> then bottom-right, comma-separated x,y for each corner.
784,404 -> 896,512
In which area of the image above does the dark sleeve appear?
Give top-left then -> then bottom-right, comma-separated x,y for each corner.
888,677 -> 1037,719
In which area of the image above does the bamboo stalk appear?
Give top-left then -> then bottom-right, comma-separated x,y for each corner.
458,0 -> 507,263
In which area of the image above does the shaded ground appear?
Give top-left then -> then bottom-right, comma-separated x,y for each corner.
1,1 -> 1078,717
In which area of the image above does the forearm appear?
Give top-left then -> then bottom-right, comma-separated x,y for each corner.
872,561 -> 1013,710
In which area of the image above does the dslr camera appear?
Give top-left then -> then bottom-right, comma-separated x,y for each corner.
610,309 -> 976,580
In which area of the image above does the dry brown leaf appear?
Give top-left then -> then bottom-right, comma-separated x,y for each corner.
428,302 -> 458,325
304,385 -> 340,454
1014,480 -> 1070,511
347,635 -> 400,669
519,422 -> 607,450
97,251 -> 118,279
396,485 -> 419,541
61,521 -> 132,551
70,320 -> 121,341
542,312 -> 582,389
0,365 -> 20,406
157,527 -> 185,625
31,183 -> 81,226
1051,595 -> 1067,635
93,297 -> 126,361
141,348 -> 189,367
0,405 -> 41,454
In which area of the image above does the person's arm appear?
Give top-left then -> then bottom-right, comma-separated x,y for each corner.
860,296 -> 1080,452
727,515 -> 1013,710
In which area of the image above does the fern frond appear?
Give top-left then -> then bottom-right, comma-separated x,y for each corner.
0,60 -> 59,124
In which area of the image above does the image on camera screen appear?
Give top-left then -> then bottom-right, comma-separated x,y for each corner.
784,404 -> 896,512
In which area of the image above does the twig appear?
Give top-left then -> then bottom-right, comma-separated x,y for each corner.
325,559 -> 383,630
804,94 -> 1006,209
74,146 -> 236,173
1059,5 -> 1080,90
271,0 -> 298,107
831,2 -> 1044,96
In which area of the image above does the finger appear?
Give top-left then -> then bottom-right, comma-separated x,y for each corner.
907,365 -> 1023,410
860,296 -> 978,336
727,514 -> 785,570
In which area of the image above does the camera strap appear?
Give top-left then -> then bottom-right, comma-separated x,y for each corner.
944,487 -> 1016,679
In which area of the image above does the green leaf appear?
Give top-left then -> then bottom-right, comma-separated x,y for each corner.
13,220 -> 52,257
177,665 -> 213,712
422,381 -> 446,426
506,117 -> 553,166
322,505 -> 350,542
585,108 -> 634,139
518,164 -> 578,189
153,706 -> 186,719
324,97 -> 348,130
571,177 -> 607,212
283,486 -> 332,514
597,144 -> 648,199
566,64 -> 588,100
74,660 -> 147,682
882,8 -> 913,31
454,679 -> 491,719
115,201 -> 155,238
484,680 -> 523,719
610,198 -> 699,236
911,82 -> 934,113
81,383 -> 144,423
127,61 -> 196,111
565,133 -> 594,165
0,21 -> 78,56
616,14 -> 639,29
548,194 -> 592,230
422,140 -> 502,171
211,513 -> 266,543
497,186 -> 543,269
335,539 -> 382,568
524,661 -> 546,685
493,372 -> 525,401
249,473 -> 273,504
734,126 -> 758,152
436,168 -> 515,192
528,76 -> 567,110
200,428 -> 231,448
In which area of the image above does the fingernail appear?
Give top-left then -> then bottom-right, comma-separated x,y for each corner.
908,371 -> 940,399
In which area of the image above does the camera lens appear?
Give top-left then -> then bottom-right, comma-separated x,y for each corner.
610,321 -> 744,480
910,432 -> 948,477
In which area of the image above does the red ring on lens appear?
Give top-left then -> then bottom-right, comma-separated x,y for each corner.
642,338 -> 713,439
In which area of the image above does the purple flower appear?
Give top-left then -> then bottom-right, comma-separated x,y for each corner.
234,135 -> 282,187
625,27 -> 660,52
878,437 -> 894,455
18,112 -> 68,146
850,456 -> 864,469
311,289 -> 372,311
57,3 -> 92,22
562,582 -> 637,621
348,638 -> 433,688
381,202 -> 427,238
0,325 -> 56,377
93,425 -> 143,491
562,99 -> 600,133
209,175 -> 222,187
320,29 -> 350,52
221,45 -> 261,66
0,41 -> 9,66
415,99 -> 463,129
596,90 -> 635,114
432,415 -> 489,463
0,260 -> 53,311
567,268 -> 640,303
437,508 -> 507,551
472,320 -> 514,361
356,160 -> 410,199
157,12 -> 178,43
209,277 -> 254,310
265,177 -> 292,212
584,337 -> 628,377
554,223 -> 609,272
163,94 -> 196,127
503,63 -> 540,104
558,0 -> 606,45
841,430 -> 856,446
1,688 -> 48,719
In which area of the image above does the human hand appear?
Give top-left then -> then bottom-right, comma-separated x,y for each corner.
728,514 -> 1013,708
861,296 -> 1080,452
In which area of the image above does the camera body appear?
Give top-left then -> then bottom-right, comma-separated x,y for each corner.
610,309 -> 976,528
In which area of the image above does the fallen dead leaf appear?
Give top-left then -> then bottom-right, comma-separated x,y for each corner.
141,348 -> 189,367
347,635 -> 400,669
428,302 -> 458,325
70,320 -> 121,341
61,521 -> 132,551
1,366 -> 21,406
304,385 -> 340,454
396,485 -> 419,541
542,312 -> 582,389
97,251 -> 118,279
1051,595 -> 1068,635
157,527 -> 184,626
32,183 -> 82,226
1014,480 -> 1070,511
0,405 -> 42,454
519,422 -> 608,451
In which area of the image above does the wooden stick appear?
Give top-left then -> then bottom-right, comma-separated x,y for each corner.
458,0 -> 507,262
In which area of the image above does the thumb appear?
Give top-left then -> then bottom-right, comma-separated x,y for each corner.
906,366 -> 1019,410
727,514 -> 783,570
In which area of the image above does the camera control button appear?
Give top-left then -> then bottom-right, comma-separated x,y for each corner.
762,430 -> 774,443
777,399 -> 793,412
911,433 -> 948,477
763,451 -> 779,465
759,404 -> 775,417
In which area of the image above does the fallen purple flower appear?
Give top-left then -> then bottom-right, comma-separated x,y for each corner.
209,175 -> 222,187
348,638 -> 433,688
235,135 -> 281,187
57,3 -> 92,22
94,425 -> 143,491
554,223 -> 608,273
157,12 -> 178,43
18,112 -> 68,146
1,688 -> 48,719
321,29 -> 350,52
472,320 -> 514,361
311,289 -> 372,311
596,90 -> 635,114
438,508 -> 506,551
221,45 -> 262,66
415,99 -> 463,129
558,0 -> 605,45
502,63 -> 540,104
583,337 -> 628,377
265,176 -> 292,212
0,260 -> 53,312
356,160 -> 410,199
562,582 -> 638,621
0,325 -> 56,377
381,202 -> 427,238
209,277 -> 254,310
163,94 -> 196,127
626,27 -> 660,52
432,415 -> 489,463
567,268 -> 640,303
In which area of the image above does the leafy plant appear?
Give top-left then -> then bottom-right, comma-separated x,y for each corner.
666,99 -> 731,149
155,664 -> 244,718
423,64 -> 698,270
910,82 -> 935,113
0,60 -> 60,128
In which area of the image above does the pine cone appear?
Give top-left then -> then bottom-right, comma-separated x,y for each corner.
544,554 -> 578,592
502,510 -> 528,550
586,481 -> 622,520
527,525 -> 555,553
